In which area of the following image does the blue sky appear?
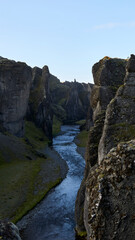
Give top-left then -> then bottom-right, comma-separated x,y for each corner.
0,0 -> 135,83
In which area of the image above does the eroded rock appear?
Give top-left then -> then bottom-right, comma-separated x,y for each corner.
84,140 -> 135,240
75,57 -> 126,237
0,57 -> 32,137
0,221 -> 21,240
27,65 -> 53,140
98,54 -> 135,163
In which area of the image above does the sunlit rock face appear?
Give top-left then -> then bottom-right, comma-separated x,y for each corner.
0,57 -> 32,137
84,140 -> 135,240
98,54 -> 135,163
80,55 -> 135,240
75,57 -> 126,237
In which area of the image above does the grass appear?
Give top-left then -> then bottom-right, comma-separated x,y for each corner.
0,121 -> 63,223
24,120 -> 50,149
76,130 -> 89,147
52,115 -> 62,136
75,119 -> 86,126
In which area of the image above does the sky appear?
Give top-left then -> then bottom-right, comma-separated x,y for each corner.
0,0 -> 135,83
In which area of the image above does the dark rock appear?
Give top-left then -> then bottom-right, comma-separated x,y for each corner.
48,76 -> 93,124
0,58 -> 32,137
0,221 -> 21,240
127,54 -> 135,72
75,56 -> 126,237
98,55 -> 135,163
27,65 -> 53,140
84,140 -> 135,240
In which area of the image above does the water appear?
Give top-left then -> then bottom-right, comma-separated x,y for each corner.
18,125 -> 85,240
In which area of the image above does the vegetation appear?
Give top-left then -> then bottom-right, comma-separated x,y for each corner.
111,122 -> 135,143
75,119 -> 86,126
52,115 -> 62,136
24,120 -> 50,149
76,130 -> 89,148
0,121 -> 63,223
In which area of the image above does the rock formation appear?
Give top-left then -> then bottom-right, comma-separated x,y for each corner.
48,75 -> 93,125
27,65 -> 53,140
64,81 -> 93,123
0,57 -> 32,137
0,221 -> 21,240
98,54 -> 135,163
84,140 -> 135,240
0,56 -> 92,226
75,56 -> 127,238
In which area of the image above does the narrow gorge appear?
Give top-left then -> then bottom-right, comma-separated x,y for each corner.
1,55 -> 135,240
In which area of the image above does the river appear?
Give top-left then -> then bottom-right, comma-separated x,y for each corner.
17,125 -> 85,240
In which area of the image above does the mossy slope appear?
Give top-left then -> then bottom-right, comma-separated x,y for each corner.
0,121 -> 67,223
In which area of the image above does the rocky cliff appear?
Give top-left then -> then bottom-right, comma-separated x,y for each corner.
84,139 -> 135,240
27,65 -> 53,140
98,55 -> 135,163
0,221 -> 21,240
0,57 -> 32,137
0,56 -> 92,238
75,56 -> 129,238
48,76 -> 93,126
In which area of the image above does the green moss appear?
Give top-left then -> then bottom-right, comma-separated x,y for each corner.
0,121 -> 64,223
0,155 -> 62,223
76,230 -> 87,239
52,115 -> 62,136
52,104 -> 66,121
75,119 -> 86,125
111,123 -> 135,143
76,130 -> 89,147
24,121 -> 49,149
0,151 -> 5,165
58,97 -> 66,106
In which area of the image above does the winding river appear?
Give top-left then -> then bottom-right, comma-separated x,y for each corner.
18,125 -> 85,240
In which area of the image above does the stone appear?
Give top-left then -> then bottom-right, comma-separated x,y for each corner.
98,54 -> 135,163
0,221 -> 21,240
75,56 -> 126,237
0,57 -> 32,137
84,140 -> 135,240
27,65 -> 53,140
48,76 -> 93,124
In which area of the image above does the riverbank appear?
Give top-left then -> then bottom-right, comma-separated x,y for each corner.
0,121 -> 68,224
17,125 -> 85,240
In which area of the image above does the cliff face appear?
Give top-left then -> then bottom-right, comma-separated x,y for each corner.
76,55 -> 135,240
48,77 -> 93,125
27,65 -> 53,140
0,57 -> 53,140
84,140 -> 135,240
0,57 -> 32,137
98,55 -> 135,163
75,57 -> 127,238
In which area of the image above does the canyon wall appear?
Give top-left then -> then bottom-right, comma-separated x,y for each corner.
75,56 -> 130,239
0,57 -> 32,137
48,76 -> 93,125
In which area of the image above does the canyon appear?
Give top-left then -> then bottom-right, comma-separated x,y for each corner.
1,55 -> 135,240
